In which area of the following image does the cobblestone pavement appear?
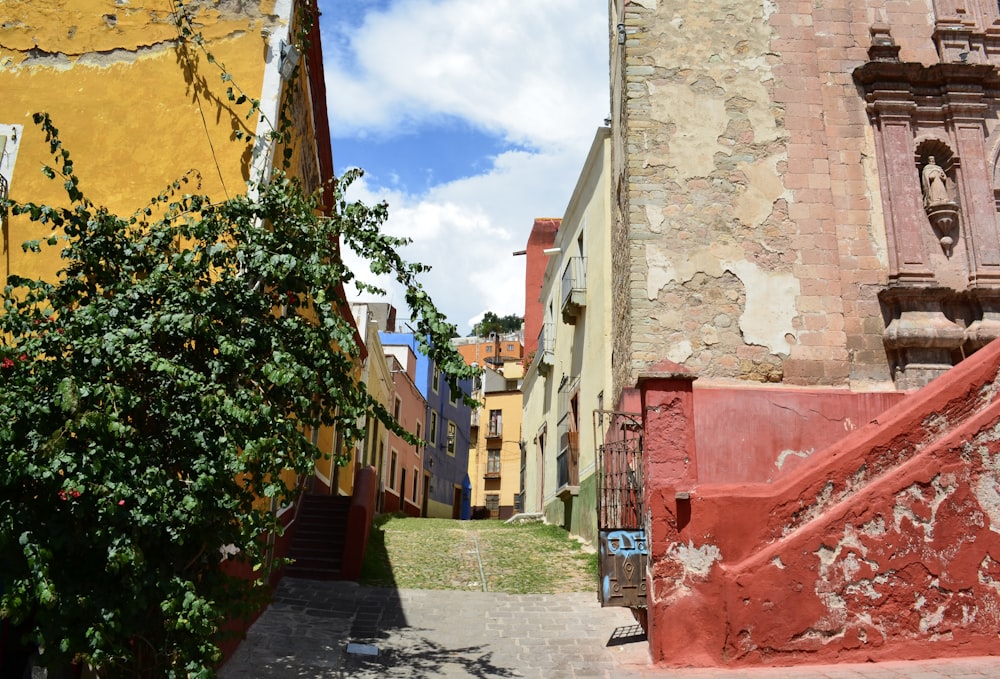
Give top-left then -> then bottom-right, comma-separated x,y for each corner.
219,578 -> 1000,678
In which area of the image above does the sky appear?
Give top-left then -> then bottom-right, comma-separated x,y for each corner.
316,0 -> 609,335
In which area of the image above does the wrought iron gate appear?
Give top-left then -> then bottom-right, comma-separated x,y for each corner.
595,410 -> 647,609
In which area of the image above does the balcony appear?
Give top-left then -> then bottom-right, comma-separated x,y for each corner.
556,431 -> 580,500
561,257 -> 587,324
534,322 -> 555,375
484,470 -> 501,480
470,409 -> 480,428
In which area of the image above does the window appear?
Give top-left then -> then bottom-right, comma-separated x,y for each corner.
389,451 -> 398,490
0,124 -> 24,202
393,396 -> 401,422
485,345 -> 493,353
447,421 -> 457,456
487,449 -> 501,474
401,467 -> 407,502
507,343 -> 515,352
431,363 -> 440,392
449,387 -> 458,406
488,409 -> 502,437
412,467 -> 419,501
430,411 -> 438,447
486,494 -> 500,518
416,421 -> 423,453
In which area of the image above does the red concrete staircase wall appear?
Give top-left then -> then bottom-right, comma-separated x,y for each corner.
285,465 -> 378,581
640,339 -> 1000,667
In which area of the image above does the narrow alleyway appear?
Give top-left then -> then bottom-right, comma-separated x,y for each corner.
219,519 -> 1000,678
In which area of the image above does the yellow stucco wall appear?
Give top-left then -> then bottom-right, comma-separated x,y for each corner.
469,387 -> 523,514
0,0 -> 292,281
0,0 -> 358,495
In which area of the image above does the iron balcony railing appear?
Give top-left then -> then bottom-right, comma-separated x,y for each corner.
557,451 -> 570,488
533,322 -> 555,373
561,256 -> 587,320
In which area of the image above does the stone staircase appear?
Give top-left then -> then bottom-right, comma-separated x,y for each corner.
285,494 -> 351,580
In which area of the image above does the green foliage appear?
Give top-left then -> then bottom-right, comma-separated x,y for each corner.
470,311 -> 523,338
0,112 -> 477,676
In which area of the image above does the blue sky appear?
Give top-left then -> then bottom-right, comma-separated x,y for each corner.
317,0 -> 608,334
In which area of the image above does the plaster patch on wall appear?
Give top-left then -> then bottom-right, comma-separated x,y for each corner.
668,540 -> 722,579
644,241 -> 744,300
893,475 -> 956,542
667,340 -> 693,364
646,203 -> 665,233
648,81 -> 728,178
630,0 -> 658,8
736,154 -> 788,228
645,248 -> 677,300
723,260 -> 799,355
776,448 -> 813,470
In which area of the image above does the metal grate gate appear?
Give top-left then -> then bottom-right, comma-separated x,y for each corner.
595,411 -> 647,609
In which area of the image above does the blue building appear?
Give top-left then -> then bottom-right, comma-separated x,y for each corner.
380,327 -> 474,519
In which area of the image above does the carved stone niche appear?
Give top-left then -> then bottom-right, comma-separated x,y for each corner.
856,27 -> 1000,388
880,287 -> 965,390
917,142 -> 961,257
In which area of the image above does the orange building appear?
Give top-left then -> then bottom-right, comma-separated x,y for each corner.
453,333 -> 523,369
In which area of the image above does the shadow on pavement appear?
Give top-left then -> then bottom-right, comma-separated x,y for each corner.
607,623 -> 647,647
343,635 -> 519,678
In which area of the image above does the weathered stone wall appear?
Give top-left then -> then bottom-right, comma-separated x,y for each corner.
610,0 -> 952,397
609,0 -> 633,399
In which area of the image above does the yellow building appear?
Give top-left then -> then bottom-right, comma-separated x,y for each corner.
351,302 -> 395,501
0,0 -> 360,494
468,360 -> 524,519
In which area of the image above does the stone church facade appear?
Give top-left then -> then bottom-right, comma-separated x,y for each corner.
610,0 -> 1000,397
604,0 -> 1000,667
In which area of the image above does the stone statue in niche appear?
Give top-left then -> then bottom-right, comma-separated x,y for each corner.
922,156 -> 950,206
921,155 -> 960,257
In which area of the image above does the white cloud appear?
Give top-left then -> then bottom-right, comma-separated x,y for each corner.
323,0 -> 608,148
322,0 -> 607,334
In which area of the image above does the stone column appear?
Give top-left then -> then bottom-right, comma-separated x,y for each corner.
948,82 -> 1000,285
865,85 -> 936,284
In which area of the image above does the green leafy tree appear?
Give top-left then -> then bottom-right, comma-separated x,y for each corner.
0,111 -> 476,676
471,311 -> 523,338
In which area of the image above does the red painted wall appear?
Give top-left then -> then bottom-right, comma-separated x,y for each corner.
385,350 -> 425,513
694,385 -> 904,484
641,339 -> 1000,667
523,218 -> 559,357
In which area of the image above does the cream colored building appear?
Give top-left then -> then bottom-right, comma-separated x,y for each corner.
521,127 -> 612,544
468,360 -> 524,519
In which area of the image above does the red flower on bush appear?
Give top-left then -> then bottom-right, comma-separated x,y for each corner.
1,358 -> 14,369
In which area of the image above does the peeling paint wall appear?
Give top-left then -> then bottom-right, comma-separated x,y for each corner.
641,332 -> 1000,667
0,0 -> 292,283
608,0 -> 922,397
